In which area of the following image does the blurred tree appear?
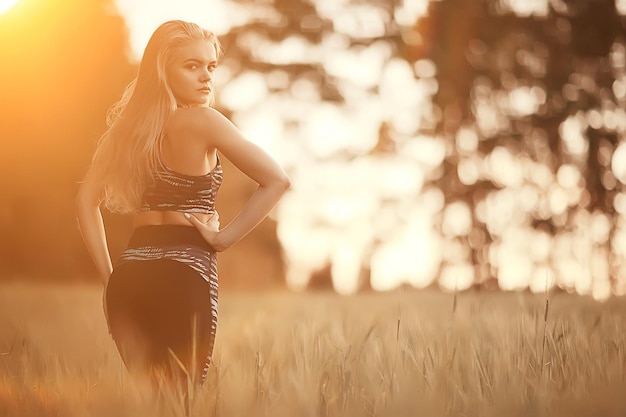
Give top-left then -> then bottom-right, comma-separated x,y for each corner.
414,0 -> 626,292
214,0 -> 337,290
221,0 -> 626,293
218,0 -> 339,105
0,0 -> 135,279
216,0 -> 411,291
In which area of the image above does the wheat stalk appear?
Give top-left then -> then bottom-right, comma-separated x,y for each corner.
540,273 -> 551,373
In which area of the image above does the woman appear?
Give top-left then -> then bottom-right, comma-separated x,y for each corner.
76,20 -> 290,389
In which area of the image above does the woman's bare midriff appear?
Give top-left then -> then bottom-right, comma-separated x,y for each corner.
133,210 -> 214,228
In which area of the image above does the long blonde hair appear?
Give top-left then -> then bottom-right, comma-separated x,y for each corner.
90,20 -> 222,213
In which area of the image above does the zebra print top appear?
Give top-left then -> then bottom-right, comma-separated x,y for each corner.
140,155 -> 223,214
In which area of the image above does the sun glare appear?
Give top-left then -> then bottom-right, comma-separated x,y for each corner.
0,0 -> 19,15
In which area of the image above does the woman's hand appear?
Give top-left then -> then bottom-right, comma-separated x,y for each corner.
184,211 -> 227,252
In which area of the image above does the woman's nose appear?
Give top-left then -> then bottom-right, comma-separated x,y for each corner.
201,69 -> 212,82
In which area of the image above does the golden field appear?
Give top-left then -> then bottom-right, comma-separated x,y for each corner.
0,283 -> 625,417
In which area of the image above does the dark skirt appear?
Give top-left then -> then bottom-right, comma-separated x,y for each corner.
105,225 -> 218,385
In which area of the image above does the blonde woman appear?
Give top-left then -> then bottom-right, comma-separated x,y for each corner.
76,20 -> 290,389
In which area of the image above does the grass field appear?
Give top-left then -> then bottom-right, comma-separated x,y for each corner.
0,283 -> 625,417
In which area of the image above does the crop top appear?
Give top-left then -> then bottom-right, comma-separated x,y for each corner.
140,155 -> 223,214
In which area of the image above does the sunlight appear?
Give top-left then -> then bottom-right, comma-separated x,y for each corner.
0,0 -> 19,15
114,0 -> 241,60
371,208 -> 440,291
499,0 -> 549,16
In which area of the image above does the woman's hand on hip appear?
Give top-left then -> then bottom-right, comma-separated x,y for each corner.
184,212 -> 227,252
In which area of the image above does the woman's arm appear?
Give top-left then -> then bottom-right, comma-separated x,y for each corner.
183,107 -> 290,251
75,168 -> 113,284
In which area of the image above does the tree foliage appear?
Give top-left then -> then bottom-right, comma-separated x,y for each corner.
217,0 -> 626,292
418,0 -> 626,290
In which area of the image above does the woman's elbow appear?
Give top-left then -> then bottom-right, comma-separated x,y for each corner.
263,173 -> 290,196
278,173 -> 291,192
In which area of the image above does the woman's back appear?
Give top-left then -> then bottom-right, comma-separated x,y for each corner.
161,108 -> 219,176
134,109 -> 220,228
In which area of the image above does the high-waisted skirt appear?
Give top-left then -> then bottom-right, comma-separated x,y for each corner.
105,225 -> 218,384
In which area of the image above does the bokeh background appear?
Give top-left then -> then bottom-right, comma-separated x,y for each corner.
1,0 -> 626,299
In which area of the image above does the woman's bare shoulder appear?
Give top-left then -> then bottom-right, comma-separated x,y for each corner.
170,107 -> 230,134
168,107 -> 242,149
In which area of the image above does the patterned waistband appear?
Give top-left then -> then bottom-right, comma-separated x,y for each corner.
117,225 -> 218,289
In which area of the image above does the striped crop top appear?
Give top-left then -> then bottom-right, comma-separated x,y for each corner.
140,155 -> 223,214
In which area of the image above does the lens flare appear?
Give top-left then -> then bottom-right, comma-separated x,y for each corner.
0,0 -> 19,15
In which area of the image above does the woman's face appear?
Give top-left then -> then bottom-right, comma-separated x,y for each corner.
166,40 -> 217,107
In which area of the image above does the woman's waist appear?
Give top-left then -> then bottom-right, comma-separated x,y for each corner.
126,223 -> 210,251
134,210 -> 214,228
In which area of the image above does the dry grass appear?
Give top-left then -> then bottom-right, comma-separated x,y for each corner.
0,283 -> 625,417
